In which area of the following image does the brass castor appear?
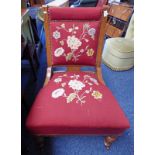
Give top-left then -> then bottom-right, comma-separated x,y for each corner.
104,136 -> 118,150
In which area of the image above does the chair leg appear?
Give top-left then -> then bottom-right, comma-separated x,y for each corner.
104,136 -> 118,150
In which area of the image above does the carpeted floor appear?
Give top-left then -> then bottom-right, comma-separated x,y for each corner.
21,24 -> 134,155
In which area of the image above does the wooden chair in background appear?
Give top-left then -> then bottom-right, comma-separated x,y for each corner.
105,2 -> 133,39
21,9 -> 40,80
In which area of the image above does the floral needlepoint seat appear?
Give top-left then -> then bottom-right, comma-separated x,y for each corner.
26,7 -> 130,149
27,72 -> 129,135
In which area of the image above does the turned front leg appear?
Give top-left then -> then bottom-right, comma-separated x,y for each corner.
104,136 -> 118,150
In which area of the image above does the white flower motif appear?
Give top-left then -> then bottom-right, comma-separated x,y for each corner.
69,28 -> 73,32
54,78 -> 62,83
70,74 -> 80,79
67,36 -> 82,50
68,80 -> 85,91
88,28 -> 96,36
54,47 -> 64,57
51,88 -> 65,98
53,30 -> 61,39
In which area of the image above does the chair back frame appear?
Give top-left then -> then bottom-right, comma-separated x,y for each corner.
43,6 -> 108,84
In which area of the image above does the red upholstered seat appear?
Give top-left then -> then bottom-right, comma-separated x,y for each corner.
26,71 -> 130,135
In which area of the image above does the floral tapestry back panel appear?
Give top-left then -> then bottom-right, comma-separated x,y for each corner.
50,21 -> 100,66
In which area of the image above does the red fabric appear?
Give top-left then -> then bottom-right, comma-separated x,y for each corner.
48,7 -> 105,66
26,72 -> 130,135
48,7 -> 103,20
51,21 -> 100,66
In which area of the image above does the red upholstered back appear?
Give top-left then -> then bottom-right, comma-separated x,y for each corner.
96,0 -> 107,7
48,7 -> 103,66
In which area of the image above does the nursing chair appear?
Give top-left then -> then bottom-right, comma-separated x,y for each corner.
26,6 -> 130,149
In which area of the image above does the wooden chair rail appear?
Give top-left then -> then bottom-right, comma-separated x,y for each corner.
43,67 -> 53,86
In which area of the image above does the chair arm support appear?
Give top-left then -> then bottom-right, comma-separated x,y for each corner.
43,67 -> 53,86
96,67 -> 105,85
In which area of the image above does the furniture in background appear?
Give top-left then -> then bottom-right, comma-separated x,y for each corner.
96,0 -> 107,6
21,35 -> 40,80
105,2 -> 133,39
21,9 -> 40,80
80,0 -> 98,7
26,7 -> 130,151
29,0 -> 69,6
102,14 -> 134,71
69,0 -> 79,6
29,0 -> 45,6
70,0 -> 98,7
22,7 -> 42,52
71,0 -> 107,7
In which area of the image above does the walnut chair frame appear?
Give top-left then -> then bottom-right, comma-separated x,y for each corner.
40,5 -> 118,150
27,6 -> 129,152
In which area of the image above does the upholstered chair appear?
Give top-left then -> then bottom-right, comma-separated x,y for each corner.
26,7 -> 130,150
102,14 -> 134,71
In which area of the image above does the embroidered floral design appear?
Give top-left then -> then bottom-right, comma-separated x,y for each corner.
89,78 -> 99,85
61,82 -> 66,87
52,23 -> 96,62
88,28 -> 96,38
54,78 -> 62,83
83,23 -> 90,30
54,47 -> 64,57
86,48 -> 94,57
51,88 -> 65,98
92,91 -> 102,99
51,74 -> 102,104
61,23 -> 65,28
60,40 -> 64,46
53,30 -> 61,39
68,79 -> 85,91
67,36 -> 82,50
67,93 -> 76,103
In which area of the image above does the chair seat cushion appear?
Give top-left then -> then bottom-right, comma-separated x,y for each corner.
26,71 -> 130,135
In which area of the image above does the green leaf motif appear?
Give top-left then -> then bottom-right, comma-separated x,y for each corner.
67,93 -> 76,103
66,52 -> 73,61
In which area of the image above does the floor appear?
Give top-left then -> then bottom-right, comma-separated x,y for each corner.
21,22 -> 134,155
